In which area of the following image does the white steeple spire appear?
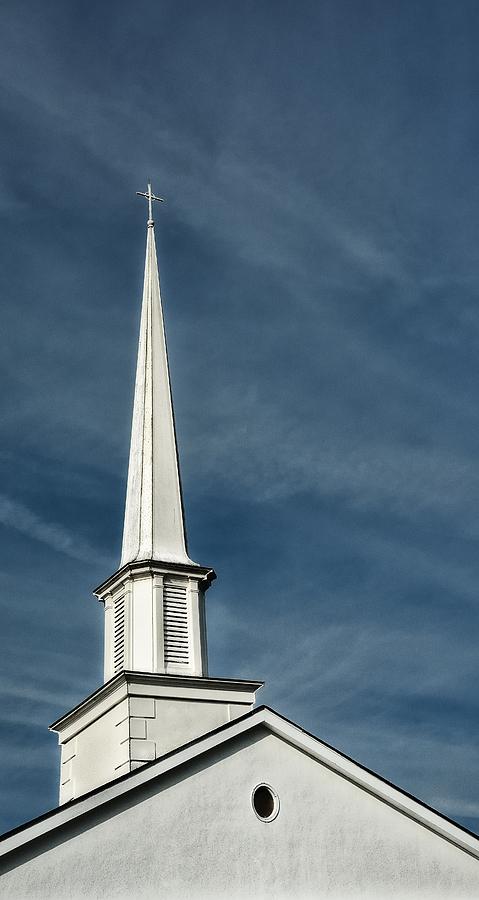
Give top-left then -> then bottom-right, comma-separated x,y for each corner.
121,183 -> 193,567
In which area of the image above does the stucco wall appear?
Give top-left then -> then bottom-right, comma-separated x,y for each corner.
61,699 -> 130,803
147,697 -> 248,757
60,692 -> 250,803
1,728 -> 478,899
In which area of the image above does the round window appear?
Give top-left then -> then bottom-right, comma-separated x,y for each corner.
252,783 -> 279,822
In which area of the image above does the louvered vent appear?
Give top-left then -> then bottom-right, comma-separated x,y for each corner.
113,596 -> 125,673
164,583 -> 189,667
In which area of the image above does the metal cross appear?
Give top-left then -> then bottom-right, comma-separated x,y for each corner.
136,182 -> 164,222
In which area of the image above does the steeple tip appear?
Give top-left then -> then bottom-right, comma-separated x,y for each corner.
136,181 -> 164,226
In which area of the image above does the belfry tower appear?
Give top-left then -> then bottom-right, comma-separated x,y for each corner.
50,186 -> 261,804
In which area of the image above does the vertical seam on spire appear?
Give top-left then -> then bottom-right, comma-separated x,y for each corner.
148,229 -> 154,560
152,226 -> 189,557
136,228 -> 151,561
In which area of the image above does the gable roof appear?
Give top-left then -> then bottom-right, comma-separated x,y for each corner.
1,704 -> 479,862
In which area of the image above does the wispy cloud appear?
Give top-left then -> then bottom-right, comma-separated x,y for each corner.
187,383 -> 479,537
0,493 -> 110,565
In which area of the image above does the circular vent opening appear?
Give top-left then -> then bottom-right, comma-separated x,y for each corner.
252,784 -> 279,821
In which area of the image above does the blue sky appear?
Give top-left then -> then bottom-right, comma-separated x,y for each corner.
1,0 -> 479,835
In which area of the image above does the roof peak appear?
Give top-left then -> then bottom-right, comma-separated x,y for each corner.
3,705 -> 479,862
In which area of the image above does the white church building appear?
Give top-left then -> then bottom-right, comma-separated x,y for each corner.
1,187 -> 478,898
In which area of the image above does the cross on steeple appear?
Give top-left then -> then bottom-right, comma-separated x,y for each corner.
136,181 -> 164,224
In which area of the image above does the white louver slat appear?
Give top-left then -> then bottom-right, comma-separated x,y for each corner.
164,583 -> 189,667
113,596 -> 125,673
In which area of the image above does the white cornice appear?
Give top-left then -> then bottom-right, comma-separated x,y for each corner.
49,672 -> 263,742
94,559 -> 216,600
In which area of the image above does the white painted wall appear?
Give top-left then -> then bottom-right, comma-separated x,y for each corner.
60,698 -> 130,803
145,697 -> 248,758
2,730 -> 478,898
56,675 -> 256,803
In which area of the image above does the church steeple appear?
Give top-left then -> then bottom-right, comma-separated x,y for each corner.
121,184 -> 192,567
94,185 -> 214,682
49,187 -> 261,804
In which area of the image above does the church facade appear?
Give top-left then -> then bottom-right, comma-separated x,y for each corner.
0,188 -> 478,898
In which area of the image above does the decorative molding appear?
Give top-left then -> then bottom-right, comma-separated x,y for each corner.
50,671 -> 263,737
94,559 -> 216,600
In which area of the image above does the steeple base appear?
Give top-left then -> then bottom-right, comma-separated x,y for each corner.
50,671 -> 262,804
95,560 -> 216,682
